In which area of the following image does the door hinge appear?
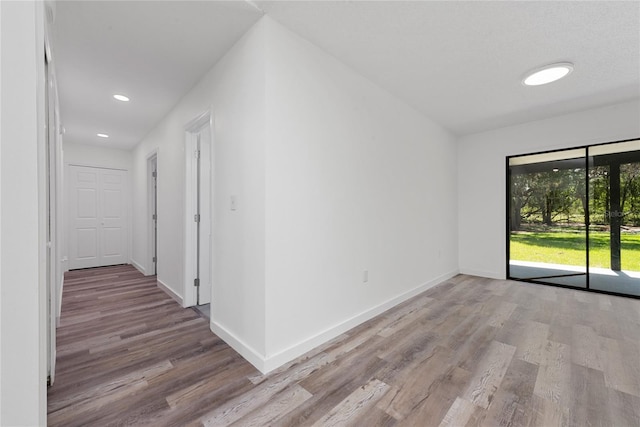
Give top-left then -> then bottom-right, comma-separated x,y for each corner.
194,214 -> 200,223
194,278 -> 200,287
152,171 -> 157,178
152,214 -> 157,220
152,256 -> 157,262
194,150 -> 200,159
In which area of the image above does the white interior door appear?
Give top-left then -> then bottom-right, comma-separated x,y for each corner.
198,126 -> 212,305
68,165 -> 128,269
100,169 -> 127,266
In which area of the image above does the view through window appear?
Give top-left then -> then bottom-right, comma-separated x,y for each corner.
508,139 -> 640,297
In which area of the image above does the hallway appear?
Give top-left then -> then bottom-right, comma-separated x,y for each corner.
47,265 -> 255,426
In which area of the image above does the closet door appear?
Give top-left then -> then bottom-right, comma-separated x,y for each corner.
69,165 -> 128,269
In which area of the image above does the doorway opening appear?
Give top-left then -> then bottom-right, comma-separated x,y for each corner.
507,138 -> 640,298
184,111 -> 212,308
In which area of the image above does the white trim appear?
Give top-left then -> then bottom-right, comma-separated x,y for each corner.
459,268 -> 505,280
57,278 -> 63,328
0,1 -> 3,419
183,128 -> 197,307
130,259 -> 146,276
157,279 -> 183,306
65,162 -> 127,171
0,3 -> 47,421
146,149 -> 158,276
44,37 -> 61,384
210,320 -> 267,372
211,270 -> 459,374
263,270 -> 459,373
184,110 -> 211,131
35,2 -> 48,422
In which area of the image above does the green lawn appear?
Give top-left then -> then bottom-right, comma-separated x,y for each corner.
510,230 -> 640,271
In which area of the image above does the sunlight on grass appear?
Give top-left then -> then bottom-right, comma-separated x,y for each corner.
510,231 -> 640,271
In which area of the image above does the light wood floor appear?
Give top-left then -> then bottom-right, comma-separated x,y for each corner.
48,265 -> 640,426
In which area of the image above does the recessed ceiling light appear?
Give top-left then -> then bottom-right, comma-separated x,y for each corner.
523,62 -> 574,86
97,133 -> 109,138
113,94 -> 130,102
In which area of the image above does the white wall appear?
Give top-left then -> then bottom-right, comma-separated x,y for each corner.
0,1 -> 47,425
458,99 -> 640,279
262,19 -> 459,370
64,140 -> 132,170
129,16 -> 458,373
0,1 -> 3,420
131,20 -> 267,358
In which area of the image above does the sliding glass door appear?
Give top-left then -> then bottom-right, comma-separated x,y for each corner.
588,140 -> 640,297
508,149 -> 587,288
508,139 -> 640,298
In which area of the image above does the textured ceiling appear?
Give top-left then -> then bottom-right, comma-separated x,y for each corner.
257,0 -> 640,135
53,1 -> 640,150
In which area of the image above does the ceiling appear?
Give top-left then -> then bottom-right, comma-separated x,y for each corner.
53,1 -> 262,149
54,1 -> 640,150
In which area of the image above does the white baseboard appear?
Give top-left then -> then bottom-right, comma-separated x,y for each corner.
57,277 -> 64,327
459,268 -> 505,280
210,321 -> 267,373
130,259 -> 146,276
157,279 -> 184,306
210,269 -> 459,374
262,269 -> 459,373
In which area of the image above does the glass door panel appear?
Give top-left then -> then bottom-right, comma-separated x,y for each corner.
509,139 -> 640,297
588,142 -> 640,297
509,153 -> 587,288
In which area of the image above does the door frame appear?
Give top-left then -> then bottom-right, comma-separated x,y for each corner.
183,110 -> 214,307
146,149 -> 158,276
44,26 -> 61,385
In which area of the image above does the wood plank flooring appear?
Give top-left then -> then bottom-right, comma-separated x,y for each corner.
48,265 -> 640,426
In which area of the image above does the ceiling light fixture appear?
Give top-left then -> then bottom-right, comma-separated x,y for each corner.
113,94 -> 130,102
97,133 -> 109,138
522,62 -> 574,86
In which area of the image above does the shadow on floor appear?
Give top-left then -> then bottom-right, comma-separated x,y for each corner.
193,303 -> 210,320
510,260 -> 640,296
